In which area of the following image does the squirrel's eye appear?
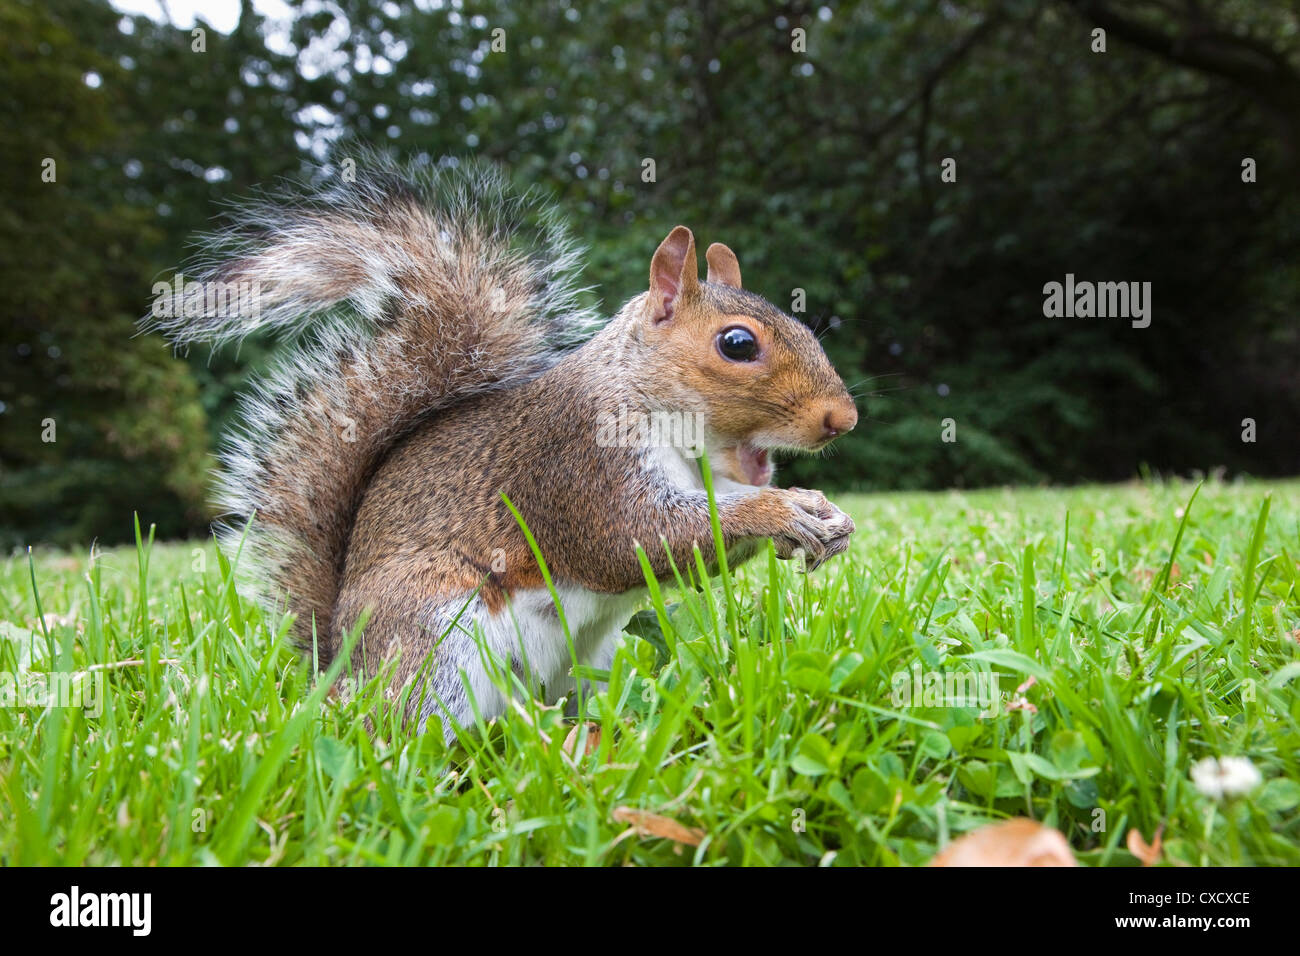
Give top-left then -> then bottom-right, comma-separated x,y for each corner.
717,326 -> 759,362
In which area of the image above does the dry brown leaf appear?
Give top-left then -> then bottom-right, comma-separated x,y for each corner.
1127,824 -> 1164,866
612,807 -> 705,847
563,721 -> 601,757
930,818 -> 1077,867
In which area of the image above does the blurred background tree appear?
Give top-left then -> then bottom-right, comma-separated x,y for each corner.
3,0 -> 1298,546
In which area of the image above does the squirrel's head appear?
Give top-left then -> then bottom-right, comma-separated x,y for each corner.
640,225 -> 857,486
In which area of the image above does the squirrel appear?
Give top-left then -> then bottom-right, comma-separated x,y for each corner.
152,153 -> 858,742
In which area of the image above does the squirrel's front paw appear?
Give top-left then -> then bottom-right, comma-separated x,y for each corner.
771,487 -> 855,572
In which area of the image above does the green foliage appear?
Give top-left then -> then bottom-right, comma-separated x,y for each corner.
3,480 -> 1297,865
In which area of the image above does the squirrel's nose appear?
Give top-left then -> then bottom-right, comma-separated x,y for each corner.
822,400 -> 858,439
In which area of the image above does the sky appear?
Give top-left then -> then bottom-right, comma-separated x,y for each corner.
107,0 -> 359,85
106,0 -> 354,156
108,0 -> 293,33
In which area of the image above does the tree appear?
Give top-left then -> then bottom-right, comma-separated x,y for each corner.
0,0 -> 210,546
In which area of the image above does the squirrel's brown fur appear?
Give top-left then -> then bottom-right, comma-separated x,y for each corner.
153,153 -> 858,740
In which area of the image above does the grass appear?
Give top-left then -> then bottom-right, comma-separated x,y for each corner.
1,477 -> 1298,866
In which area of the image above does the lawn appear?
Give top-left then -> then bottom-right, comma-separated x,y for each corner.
2,478 -> 1298,866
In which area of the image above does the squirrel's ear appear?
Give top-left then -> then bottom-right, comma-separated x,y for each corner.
648,225 -> 699,323
705,243 -> 743,288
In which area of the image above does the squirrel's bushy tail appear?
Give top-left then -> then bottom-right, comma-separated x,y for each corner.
151,152 -> 598,662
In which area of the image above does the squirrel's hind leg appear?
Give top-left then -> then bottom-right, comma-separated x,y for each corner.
403,595 -> 512,745
414,590 -> 586,743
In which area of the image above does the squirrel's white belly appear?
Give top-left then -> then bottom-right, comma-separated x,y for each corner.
492,584 -> 643,686
422,585 -> 643,738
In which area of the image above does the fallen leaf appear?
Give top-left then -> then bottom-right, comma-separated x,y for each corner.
930,818 -> 1077,867
1127,824 -> 1164,866
563,721 -> 601,757
612,807 -> 705,847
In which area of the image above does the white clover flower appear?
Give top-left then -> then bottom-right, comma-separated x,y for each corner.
1190,756 -> 1262,800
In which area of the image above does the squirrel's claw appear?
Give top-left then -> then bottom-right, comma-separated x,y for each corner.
771,488 -> 855,571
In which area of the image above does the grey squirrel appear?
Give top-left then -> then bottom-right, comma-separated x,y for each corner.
152,153 -> 858,742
